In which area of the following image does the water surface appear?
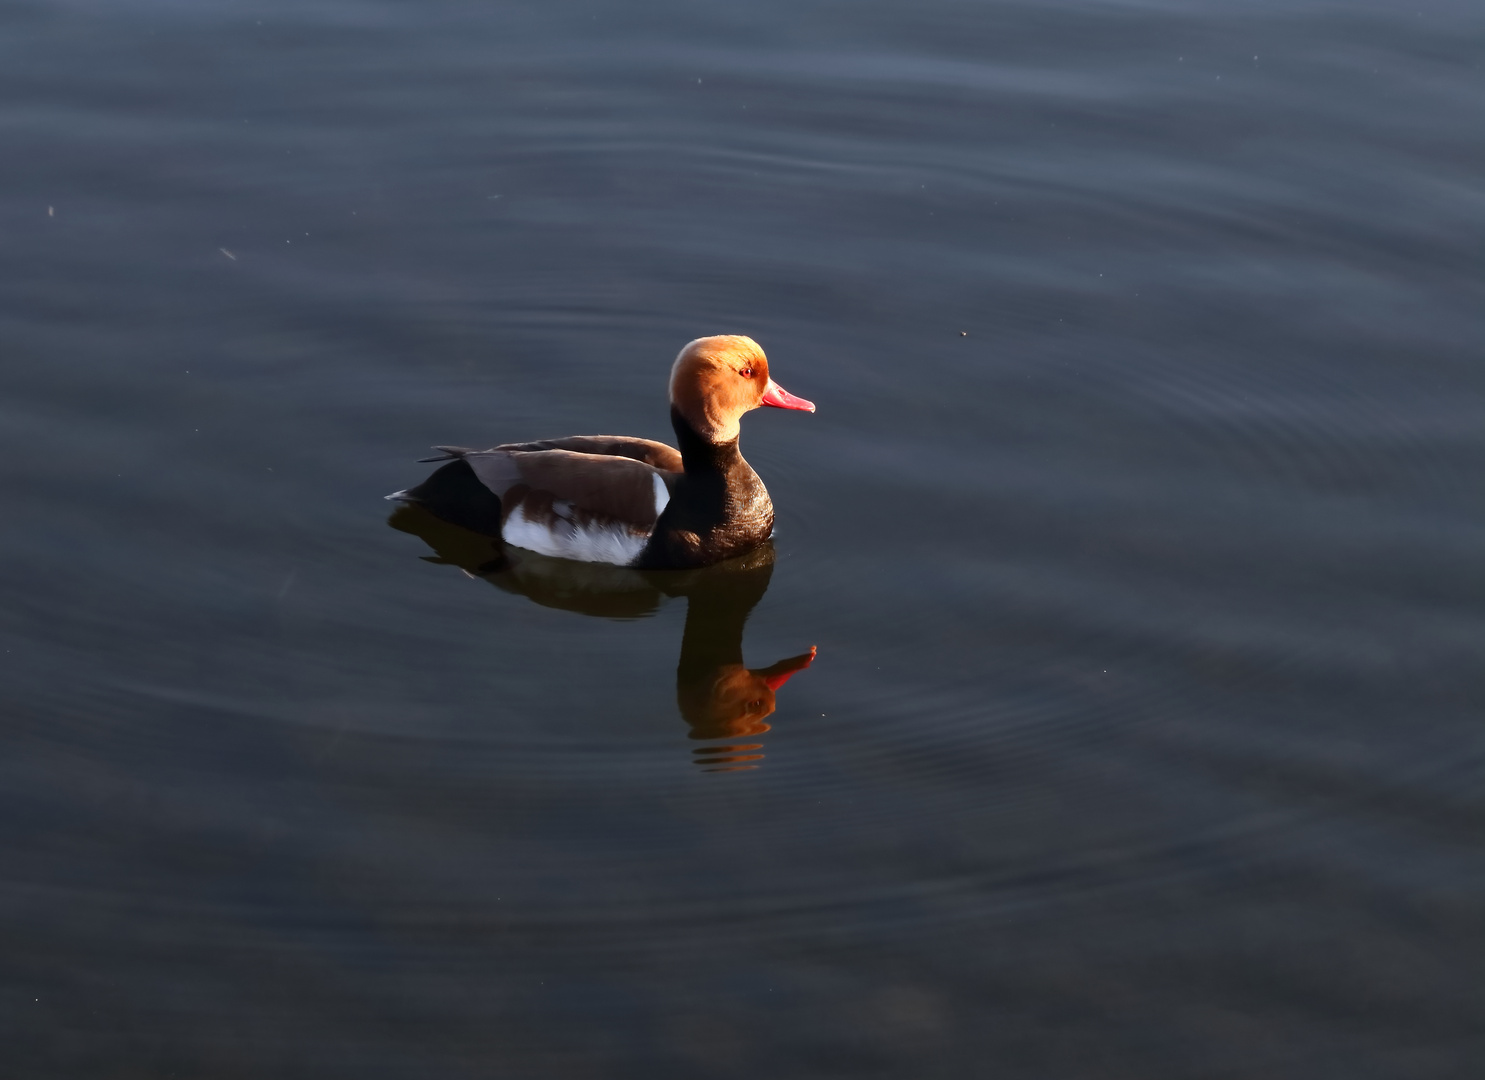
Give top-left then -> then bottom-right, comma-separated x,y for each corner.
2,0 -> 1482,1076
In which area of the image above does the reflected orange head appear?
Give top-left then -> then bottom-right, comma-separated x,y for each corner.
680,664 -> 778,739
677,647 -> 817,741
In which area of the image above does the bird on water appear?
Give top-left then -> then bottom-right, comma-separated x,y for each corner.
387,335 -> 816,570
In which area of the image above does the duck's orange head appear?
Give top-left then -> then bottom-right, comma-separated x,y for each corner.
669,335 -> 815,444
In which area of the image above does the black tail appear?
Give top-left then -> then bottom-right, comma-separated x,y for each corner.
391,457 -> 504,535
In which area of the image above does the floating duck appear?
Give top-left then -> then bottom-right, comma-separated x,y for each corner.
387,335 -> 815,569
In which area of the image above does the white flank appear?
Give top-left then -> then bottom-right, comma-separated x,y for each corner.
652,472 -> 671,516
503,504 -> 650,565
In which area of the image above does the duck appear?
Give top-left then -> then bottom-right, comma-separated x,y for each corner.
386,335 -> 815,570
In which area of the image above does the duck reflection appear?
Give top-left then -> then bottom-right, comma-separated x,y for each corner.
387,504 -> 815,771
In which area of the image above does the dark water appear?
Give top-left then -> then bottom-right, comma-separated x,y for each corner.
3,0 -> 1483,1075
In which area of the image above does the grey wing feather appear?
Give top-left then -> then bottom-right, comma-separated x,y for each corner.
497,436 -> 682,472
420,436 -> 681,473
446,448 -> 666,527
458,451 -> 525,501
417,445 -> 480,463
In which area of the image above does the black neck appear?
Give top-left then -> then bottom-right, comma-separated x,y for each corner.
638,407 -> 772,570
671,406 -> 743,475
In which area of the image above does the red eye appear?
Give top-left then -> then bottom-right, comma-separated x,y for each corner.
740,367 -> 754,378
